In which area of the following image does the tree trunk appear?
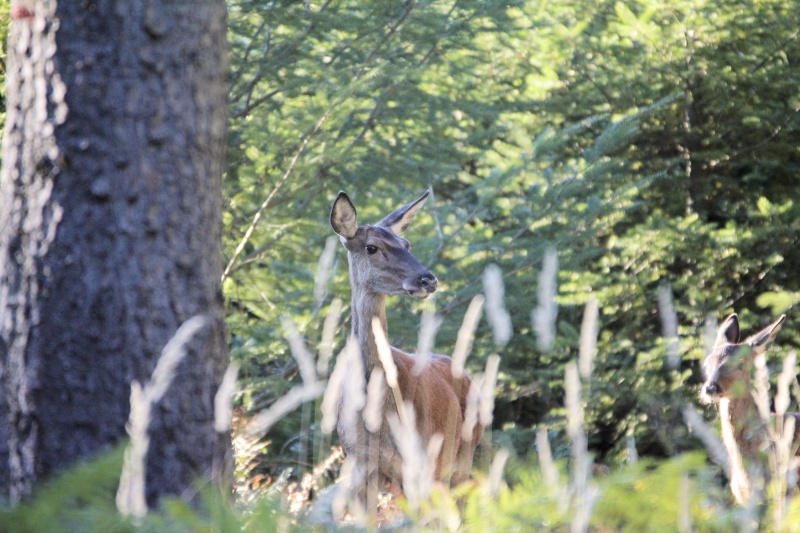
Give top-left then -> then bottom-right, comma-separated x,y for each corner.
0,0 -> 230,505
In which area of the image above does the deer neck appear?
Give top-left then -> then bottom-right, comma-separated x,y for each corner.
349,283 -> 388,378
719,395 -> 765,504
720,394 -> 764,458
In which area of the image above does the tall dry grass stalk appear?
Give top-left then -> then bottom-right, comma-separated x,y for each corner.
117,382 -> 149,520
461,373 -> 483,442
246,383 -> 327,438
372,316 -> 398,389
363,370 -> 385,518
320,340 -> 353,433
480,355 -> 500,429
775,352 -> 796,419
657,284 -> 680,370
625,435 -> 638,464
758,350 -> 799,529
414,308 -> 442,375
451,295 -> 484,379
450,291 -> 488,448
116,316 -> 208,519
579,297 -> 598,381
681,405 -> 730,477
482,263 -> 512,347
753,351 -> 771,423
281,315 -> 318,386
533,247 -> 558,351
146,316 -> 209,402
745,350 -> 772,518
214,363 -> 240,433
703,315 -> 718,355
334,456 -> 367,525
314,235 -> 339,310
535,427 -> 563,498
488,448 -> 509,498
318,297 -> 343,377
678,473 -> 693,533
372,316 -> 407,424
565,361 -> 597,533
387,403 -> 441,511
335,340 -> 366,447
364,368 -> 386,434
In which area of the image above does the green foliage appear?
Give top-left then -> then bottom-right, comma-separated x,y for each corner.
0,445 -> 295,533
466,453 -> 737,532
0,446 -> 129,533
0,445 -> 749,532
592,454 -> 733,532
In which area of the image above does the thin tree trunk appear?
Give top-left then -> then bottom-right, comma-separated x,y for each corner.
0,0 -> 230,505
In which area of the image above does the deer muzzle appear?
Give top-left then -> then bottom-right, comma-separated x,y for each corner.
404,273 -> 438,298
700,381 -> 722,403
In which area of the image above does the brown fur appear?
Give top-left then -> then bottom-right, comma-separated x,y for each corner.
393,349 -> 482,483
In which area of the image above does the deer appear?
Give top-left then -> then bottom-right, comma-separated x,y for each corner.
329,190 -> 483,506
700,312 -> 800,505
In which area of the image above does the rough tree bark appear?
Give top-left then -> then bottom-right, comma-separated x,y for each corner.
0,1 -> 230,505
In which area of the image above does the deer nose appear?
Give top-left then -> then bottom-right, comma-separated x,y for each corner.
705,382 -> 721,396
418,274 -> 438,292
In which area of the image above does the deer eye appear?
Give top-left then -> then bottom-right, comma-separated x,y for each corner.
366,245 -> 378,255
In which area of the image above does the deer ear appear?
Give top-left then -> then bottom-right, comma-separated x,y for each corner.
746,314 -> 786,354
714,313 -> 740,347
331,191 -> 358,240
377,190 -> 429,235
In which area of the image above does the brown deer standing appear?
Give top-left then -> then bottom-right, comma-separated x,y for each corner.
330,190 -> 482,504
700,312 -> 799,504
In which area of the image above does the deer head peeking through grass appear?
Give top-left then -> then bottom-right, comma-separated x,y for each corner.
700,313 -> 798,505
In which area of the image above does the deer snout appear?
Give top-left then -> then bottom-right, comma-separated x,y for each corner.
418,273 -> 438,293
704,382 -> 721,396
700,381 -> 722,403
404,272 -> 438,298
